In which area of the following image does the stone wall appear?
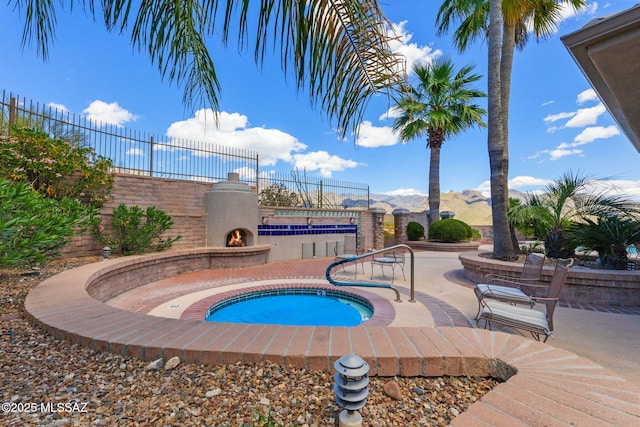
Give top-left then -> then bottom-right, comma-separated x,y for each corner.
63,173 -> 381,259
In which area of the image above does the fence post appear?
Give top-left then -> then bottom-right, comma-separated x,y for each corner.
9,97 -> 17,136
149,135 -> 154,176
319,180 -> 323,209
256,154 -> 260,194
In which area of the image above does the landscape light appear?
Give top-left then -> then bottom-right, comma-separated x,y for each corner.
334,354 -> 369,427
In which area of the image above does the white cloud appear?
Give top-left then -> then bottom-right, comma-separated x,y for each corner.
509,176 -> 554,189
531,125 -> 618,162
48,102 -> 69,113
540,100 -> 555,107
83,100 -> 139,127
389,21 -> 441,72
476,176 -> 554,194
380,188 -> 425,196
166,109 -> 307,166
379,107 -> 402,121
564,103 -> 607,127
543,111 -> 576,123
572,125 -> 619,146
549,148 -> 583,160
590,179 -> 640,202
126,148 -> 144,156
355,121 -> 399,148
577,88 -> 598,104
291,151 -> 362,178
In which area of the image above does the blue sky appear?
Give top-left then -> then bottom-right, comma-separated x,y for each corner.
2,1 -> 639,200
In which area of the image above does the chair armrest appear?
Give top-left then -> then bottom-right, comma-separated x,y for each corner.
486,277 -> 546,289
531,296 -> 558,302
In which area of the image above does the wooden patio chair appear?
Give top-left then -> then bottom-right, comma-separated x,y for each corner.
475,259 -> 573,343
473,253 -> 546,317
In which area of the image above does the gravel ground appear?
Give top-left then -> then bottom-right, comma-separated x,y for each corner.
1,258 -> 498,426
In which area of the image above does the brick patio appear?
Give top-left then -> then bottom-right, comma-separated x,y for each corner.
24,248 -> 640,425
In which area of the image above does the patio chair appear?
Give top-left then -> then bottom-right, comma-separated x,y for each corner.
473,253 -> 546,317
476,259 -> 573,343
334,234 -> 364,275
371,250 -> 406,283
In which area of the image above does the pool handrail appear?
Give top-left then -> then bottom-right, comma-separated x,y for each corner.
325,244 -> 415,303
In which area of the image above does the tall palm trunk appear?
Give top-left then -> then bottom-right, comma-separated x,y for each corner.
427,133 -> 444,225
488,0 -> 516,259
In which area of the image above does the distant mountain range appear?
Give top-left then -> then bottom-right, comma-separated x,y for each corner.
365,189 -> 527,226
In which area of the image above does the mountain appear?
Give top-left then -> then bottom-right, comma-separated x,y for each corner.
368,189 -> 527,225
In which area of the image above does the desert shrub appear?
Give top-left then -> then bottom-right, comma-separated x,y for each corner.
448,218 -> 473,239
93,204 -> 181,255
0,179 -> 94,268
259,183 -> 301,207
470,227 -> 482,241
0,127 -> 114,207
429,219 -> 468,242
407,221 -> 425,241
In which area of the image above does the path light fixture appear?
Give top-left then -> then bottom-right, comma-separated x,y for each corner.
307,217 -> 313,225
334,354 -> 370,427
262,216 -> 269,225
102,246 -> 112,260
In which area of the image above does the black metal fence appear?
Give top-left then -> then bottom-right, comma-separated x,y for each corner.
1,90 -> 369,208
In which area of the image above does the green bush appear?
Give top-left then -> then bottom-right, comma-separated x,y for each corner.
407,221 -> 425,241
429,219 -> 468,242
0,127 -> 114,207
0,179 -> 94,268
93,204 -> 181,255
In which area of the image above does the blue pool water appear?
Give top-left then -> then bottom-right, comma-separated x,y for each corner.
205,289 -> 372,326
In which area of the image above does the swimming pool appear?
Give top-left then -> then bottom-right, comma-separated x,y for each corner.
205,288 -> 373,326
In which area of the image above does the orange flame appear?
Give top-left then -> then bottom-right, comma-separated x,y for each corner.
227,229 -> 245,247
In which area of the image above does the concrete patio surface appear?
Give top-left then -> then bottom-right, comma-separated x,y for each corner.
24,245 -> 640,425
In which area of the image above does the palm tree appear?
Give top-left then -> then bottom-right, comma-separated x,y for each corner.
509,171 -> 640,259
13,0 -> 404,138
436,0 -> 587,259
392,58 -> 486,224
569,215 -> 640,270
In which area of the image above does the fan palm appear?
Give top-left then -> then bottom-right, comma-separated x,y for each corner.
12,0 -> 404,137
392,58 -> 486,224
569,215 -> 640,270
436,0 -> 587,259
509,171 -> 640,259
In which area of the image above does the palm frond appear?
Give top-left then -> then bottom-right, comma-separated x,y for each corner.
17,0 -> 405,135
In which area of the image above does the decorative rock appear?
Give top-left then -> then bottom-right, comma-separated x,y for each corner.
205,388 -> 222,398
146,358 -> 164,370
412,387 -> 424,395
450,407 -> 460,417
383,380 -> 402,400
164,356 -> 181,370
259,397 -> 271,405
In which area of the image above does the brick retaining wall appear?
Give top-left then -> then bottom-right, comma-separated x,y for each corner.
459,251 -> 640,307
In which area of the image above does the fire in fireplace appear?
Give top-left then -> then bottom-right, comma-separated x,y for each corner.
227,229 -> 247,247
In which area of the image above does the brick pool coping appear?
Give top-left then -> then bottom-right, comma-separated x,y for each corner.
24,248 -> 640,425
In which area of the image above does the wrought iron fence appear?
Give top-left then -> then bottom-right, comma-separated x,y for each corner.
1,90 -> 369,208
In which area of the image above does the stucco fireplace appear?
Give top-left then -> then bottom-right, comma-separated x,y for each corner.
205,173 -> 259,248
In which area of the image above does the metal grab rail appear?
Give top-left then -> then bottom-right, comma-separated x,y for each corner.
325,244 -> 416,303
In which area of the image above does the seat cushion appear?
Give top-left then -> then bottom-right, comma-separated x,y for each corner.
476,284 -> 534,305
479,300 -> 551,336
